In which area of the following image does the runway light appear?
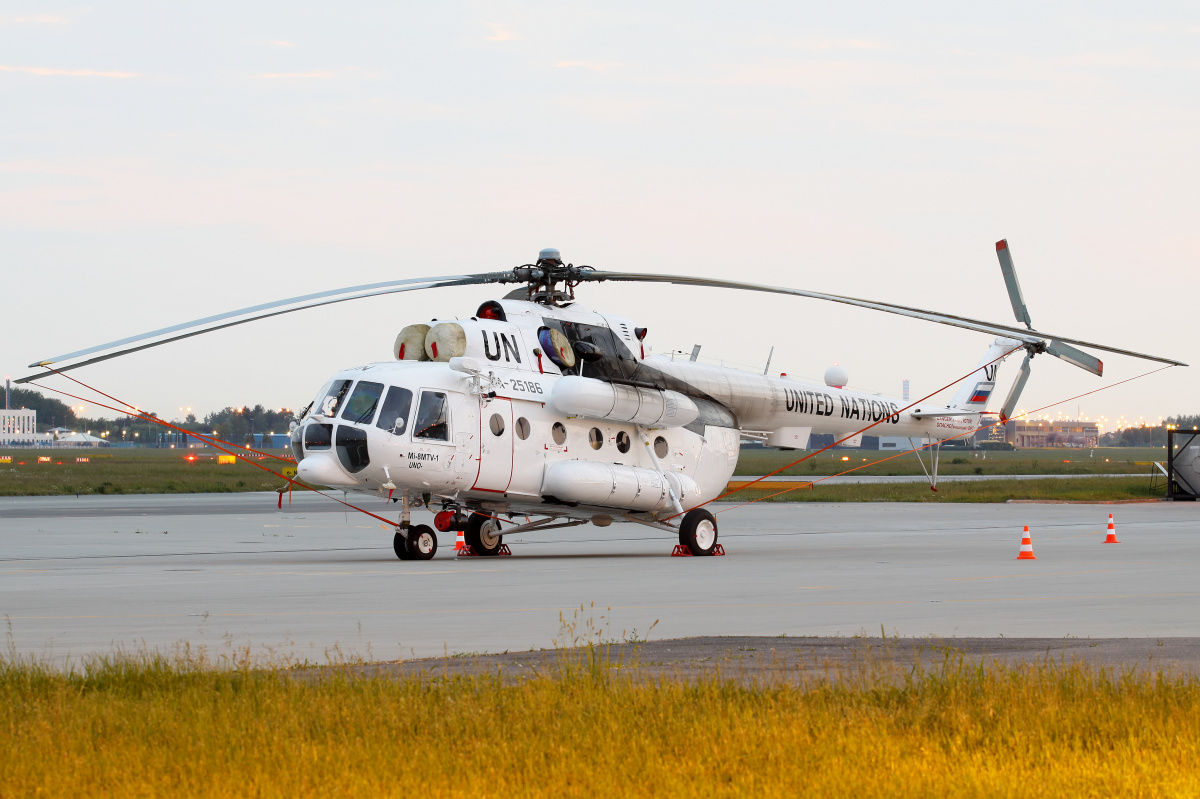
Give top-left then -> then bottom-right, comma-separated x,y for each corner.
841,456 -> 849,461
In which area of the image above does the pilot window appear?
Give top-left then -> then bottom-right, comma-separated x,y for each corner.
413,391 -> 450,441
304,423 -> 333,451
340,381 -> 384,425
375,386 -> 414,435
318,380 -> 353,418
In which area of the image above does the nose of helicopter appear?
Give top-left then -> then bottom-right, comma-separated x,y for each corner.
296,452 -> 359,487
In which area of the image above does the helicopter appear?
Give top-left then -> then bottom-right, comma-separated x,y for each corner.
21,243 -> 1185,560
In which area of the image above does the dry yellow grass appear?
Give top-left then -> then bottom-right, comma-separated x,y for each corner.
3,647 -> 1199,797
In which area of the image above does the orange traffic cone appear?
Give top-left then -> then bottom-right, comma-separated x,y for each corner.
1017,526 -> 1037,560
455,529 -> 466,551
1103,513 -> 1120,544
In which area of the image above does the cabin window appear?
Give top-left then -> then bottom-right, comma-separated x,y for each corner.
375,386 -> 413,435
616,430 -> 631,453
515,417 -> 530,440
335,425 -> 370,473
340,381 -> 384,425
551,422 -> 567,445
489,413 -> 505,436
290,426 -> 304,461
653,436 -> 669,459
413,391 -> 450,441
589,428 -> 604,450
304,423 -> 333,451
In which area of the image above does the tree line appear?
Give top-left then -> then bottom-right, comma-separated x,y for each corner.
3,387 -> 296,444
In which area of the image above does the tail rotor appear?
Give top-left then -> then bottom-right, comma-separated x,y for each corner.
994,239 -> 1106,422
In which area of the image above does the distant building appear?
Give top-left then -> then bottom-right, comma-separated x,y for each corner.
1005,419 -> 1099,448
1,409 -> 39,446
975,420 -> 1007,445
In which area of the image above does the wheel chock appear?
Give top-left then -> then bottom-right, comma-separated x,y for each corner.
456,544 -> 512,558
671,544 -> 725,557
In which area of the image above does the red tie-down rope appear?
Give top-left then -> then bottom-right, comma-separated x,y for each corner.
665,344 -> 1026,520
30,369 -> 404,528
714,363 -> 1177,512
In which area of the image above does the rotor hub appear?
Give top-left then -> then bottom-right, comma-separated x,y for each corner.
509,249 -> 595,306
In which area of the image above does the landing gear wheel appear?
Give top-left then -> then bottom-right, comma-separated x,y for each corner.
393,530 -> 413,560
679,508 -> 719,556
465,513 -> 504,556
406,524 -> 438,560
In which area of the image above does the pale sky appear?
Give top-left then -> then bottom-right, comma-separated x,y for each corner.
2,2 -> 1196,429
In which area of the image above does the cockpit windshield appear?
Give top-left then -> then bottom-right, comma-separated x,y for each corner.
340,381 -> 384,425
376,386 -> 413,434
318,380 -> 353,418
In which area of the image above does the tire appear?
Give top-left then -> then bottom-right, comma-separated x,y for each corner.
679,508 -> 718,556
393,531 -> 413,560
465,512 -> 504,556
406,524 -> 438,560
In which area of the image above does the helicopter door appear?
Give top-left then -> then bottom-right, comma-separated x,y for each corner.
473,398 -> 513,492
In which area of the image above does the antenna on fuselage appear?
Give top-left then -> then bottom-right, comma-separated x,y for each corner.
689,345 -> 701,362
763,346 -> 774,375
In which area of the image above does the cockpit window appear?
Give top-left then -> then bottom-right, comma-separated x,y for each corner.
376,386 -> 414,435
413,391 -> 450,441
340,381 -> 384,425
318,380 -> 353,418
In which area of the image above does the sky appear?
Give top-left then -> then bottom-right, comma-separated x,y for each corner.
2,2 -> 1197,429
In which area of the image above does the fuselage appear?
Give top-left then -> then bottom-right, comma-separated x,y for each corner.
291,297 -> 975,521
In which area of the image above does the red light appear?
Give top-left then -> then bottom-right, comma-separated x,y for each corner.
479,306 -> 500,320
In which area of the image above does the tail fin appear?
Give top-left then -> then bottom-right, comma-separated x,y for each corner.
949,337 -> 1022,411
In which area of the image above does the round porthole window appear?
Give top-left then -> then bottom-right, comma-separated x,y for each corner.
654,436 -> 669,459
515,417 -> 530,440
589,428 -> 604,450
489,414 -> 505,436
551,422 -> 567,445
616,430 -> 631,453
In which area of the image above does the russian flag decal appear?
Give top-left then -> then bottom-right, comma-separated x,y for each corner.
968,382 -> 994,404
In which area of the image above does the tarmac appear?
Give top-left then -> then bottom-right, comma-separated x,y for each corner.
1,493 -> 1196,667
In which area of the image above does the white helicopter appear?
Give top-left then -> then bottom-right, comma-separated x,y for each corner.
22,242 -> 1184,560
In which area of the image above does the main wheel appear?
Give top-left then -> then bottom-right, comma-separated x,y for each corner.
464,512 -> 504,556
679,508 -> 718,556
393,530 -> 413,560
406,524 -> 438,560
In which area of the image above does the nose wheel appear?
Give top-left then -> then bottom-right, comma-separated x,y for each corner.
393,525 -> 438,561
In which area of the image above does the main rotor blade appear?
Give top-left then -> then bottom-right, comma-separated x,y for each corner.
1047,340 -> 1103,377
19,271 -> 517,383
578,271 -> 1187,367
995,239 -> 1033,328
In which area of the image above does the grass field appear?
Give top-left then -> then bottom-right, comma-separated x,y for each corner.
726,476 -> 1163,503
0,447 -> 1165,501
734,446 -> 1166,477
0,447 -> 295,496
3,647 -> 1198,797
